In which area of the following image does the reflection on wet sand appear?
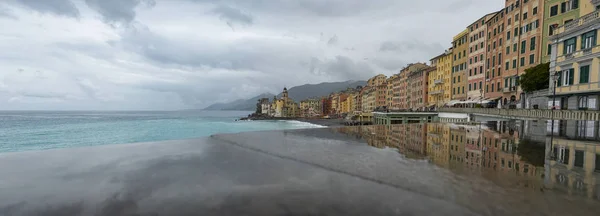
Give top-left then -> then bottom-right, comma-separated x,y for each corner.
334,120 -> 600,202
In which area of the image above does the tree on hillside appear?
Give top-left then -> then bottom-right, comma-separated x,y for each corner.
520,62 -> 550,93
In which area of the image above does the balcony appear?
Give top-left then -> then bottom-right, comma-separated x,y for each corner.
434,79 -> 444,85
503,86 -> 517,93
430,90 -> 444,95
558,10 -> 599,33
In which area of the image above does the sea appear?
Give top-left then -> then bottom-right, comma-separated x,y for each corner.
0,110 -> 325,153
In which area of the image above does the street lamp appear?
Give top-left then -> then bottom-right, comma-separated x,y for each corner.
549,71 -> 560,160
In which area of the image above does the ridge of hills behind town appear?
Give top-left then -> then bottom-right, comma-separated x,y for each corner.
203,80 -> 367,111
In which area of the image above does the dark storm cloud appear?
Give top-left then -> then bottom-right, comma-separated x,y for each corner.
11,0 -> 80,18
84,0 -> 156,25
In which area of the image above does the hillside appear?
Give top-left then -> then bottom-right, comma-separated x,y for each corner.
203,80 -> 366,110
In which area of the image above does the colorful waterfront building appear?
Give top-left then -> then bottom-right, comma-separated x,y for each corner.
451,29 -> 470,102
407,66 -> 433,110
549,1 -> 599,109
484,10 -> 506,106
542,0 -> 585,63
399,63 -> 429,109
467,13 -> 496,103
428,48 -> 453,107
503,0 -> 545,107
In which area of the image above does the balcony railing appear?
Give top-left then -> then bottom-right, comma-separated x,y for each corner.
430,90 -> 444,95
503,86 -> 517,93
560,10 -> 600,32
439,108 -> 600,121
434,79 -> 444,84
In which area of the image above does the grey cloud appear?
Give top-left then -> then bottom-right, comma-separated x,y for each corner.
210,5 -> 253,27
11,0 -> 80,18
379,40 -> 445,55
321,56 -> 375,80
84,0 -> 156,25
327,35 -> 338,46
0,6 -> 17,19
189,0 -> 380,17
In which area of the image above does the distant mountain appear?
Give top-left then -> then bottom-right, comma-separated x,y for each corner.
203,93 -> 275,111
277,80 -> 367,101
203,80 -> 366,110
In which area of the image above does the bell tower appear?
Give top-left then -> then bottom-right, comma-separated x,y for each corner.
282,87 -> 288,100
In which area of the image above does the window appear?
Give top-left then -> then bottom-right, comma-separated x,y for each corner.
486,85 -> 489,92
492,56 -> 496,66
493,41 -> 496,49
499,53 -> 502,65
529,54 -> 534,64
521,40 -> 526,54
488,44 -> 491,52
533,7 -> 538,15
498,68 -> 501,76
479,81 -> 482,90
475,56 -> 478,62
453,77 -> 456,83
506,46 -> 510,55
561,2 -> 567,13
520,57 -> 525,66
497,82 -> 501,91
580,65 -> 590,83
549,24 -> 556,36
474,67 -> 478,74
512,59 -> 517,68
470,58 -> 473,64
507,31 -> 511,40
462,86 -> 465,93
513,43 -> 517,52
508,18 -> 511,25
563,68 -> 574,86
523,12 -> 528,20
505,61 -> 509,70
550,5 -> 558,17
515,14 -> 519,21
491,83 -> 495,92
469,84 -> 472,91
499,38 -> 503,46
582,30 -> 597,49
480,66 -> 483,74
458,76 -> 461,82
530,37 -> 536,51
574,150 -> 584,168
480,42 -> 484,48
480,54 -> 483,62
564,37 -> 576,54
463,50 -> 466,57
514,27 -> 518,37
547,44 -> 552,55
492,68 -> 495,77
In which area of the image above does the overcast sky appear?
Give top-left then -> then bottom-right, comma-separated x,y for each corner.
0,0 -> 502,110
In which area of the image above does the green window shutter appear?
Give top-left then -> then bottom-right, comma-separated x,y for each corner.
563,40 -> 568,54
557,71 -> 562,87
580,65 -> 590,83
569,68 -> 574,85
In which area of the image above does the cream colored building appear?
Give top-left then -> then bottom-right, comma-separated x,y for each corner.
549,1 -> 600,110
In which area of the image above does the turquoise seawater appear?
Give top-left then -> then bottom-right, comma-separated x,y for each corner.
0,110 -> 325,153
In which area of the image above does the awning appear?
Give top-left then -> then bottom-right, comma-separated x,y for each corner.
446,100 -> 461,106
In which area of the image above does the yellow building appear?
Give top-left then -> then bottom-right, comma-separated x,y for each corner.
546,121 -> 600,199
550,3 -> 600,110
427,123 -> 451,168
429,48 -> 453,107
271,87 -> 298,117
451,29 -> 469,102
368,74 -> 387,87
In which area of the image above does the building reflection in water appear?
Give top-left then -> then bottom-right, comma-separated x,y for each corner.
334,120 -> 600,201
